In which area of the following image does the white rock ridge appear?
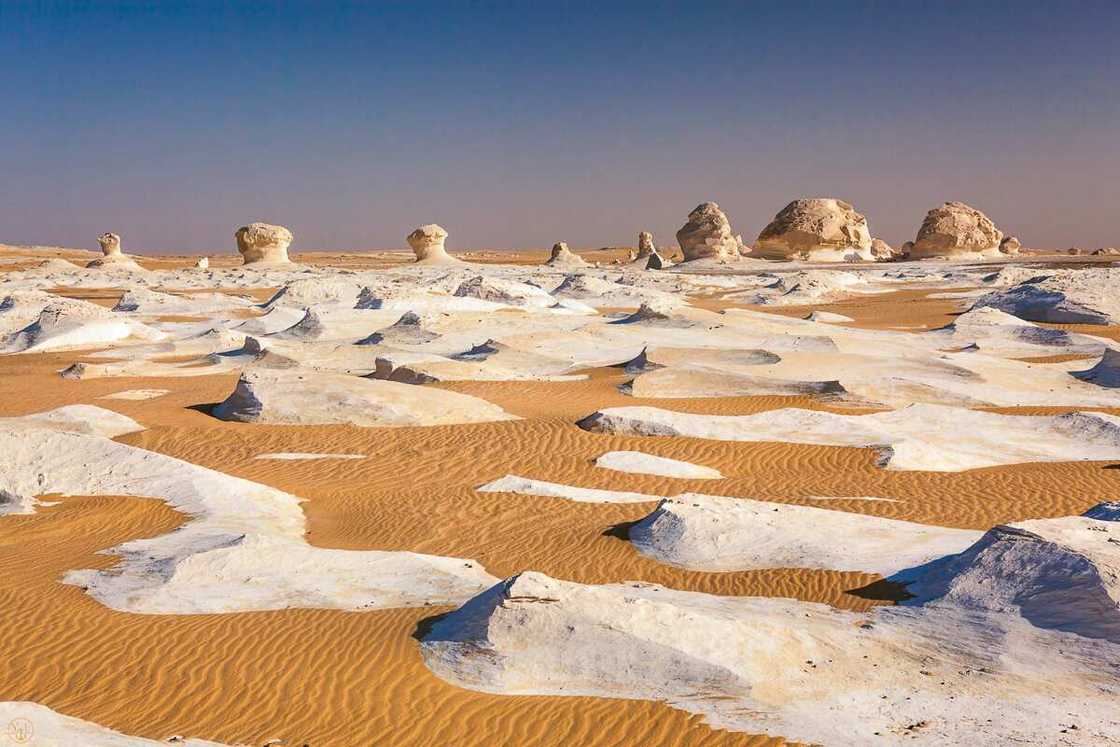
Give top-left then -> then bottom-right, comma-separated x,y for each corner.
628,494 -> 980,574
577,403 -> 1120,471
213,369 -> 516,427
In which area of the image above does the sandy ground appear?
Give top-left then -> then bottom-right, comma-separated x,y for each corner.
0,252 -> 1118,745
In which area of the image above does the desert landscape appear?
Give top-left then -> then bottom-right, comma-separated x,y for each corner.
0,196 -> 1118,746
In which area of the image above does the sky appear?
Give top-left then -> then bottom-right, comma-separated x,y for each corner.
1,1 -> 1117,254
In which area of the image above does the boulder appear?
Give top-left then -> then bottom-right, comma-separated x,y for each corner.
910,202 -> 1003,259
545,242 -> 588,268
195,257 -> 210,269
675,202 -> 740,262
999,236 -> 1021,255
869,238 -> 894,260
407,224 -> 460,265
235,223 -> 293,265
754,198 -> 873,262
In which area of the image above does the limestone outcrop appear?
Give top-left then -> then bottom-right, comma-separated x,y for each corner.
196,257 -> 210,269
999,236 -> 1021,255
87,231 -> 143,270
545,242 -> 588,268
910,202 -> 1003,259
636,231 -> 656,260
869,238 -> 894,260
675,202 -> 740,262
407,224 -> 460,265
754,198 -> 873,261
235,223 -> 293,265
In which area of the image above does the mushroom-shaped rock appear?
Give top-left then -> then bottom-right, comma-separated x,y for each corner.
235,223 -> 293,265
675,202 -> 741,262
1000,236 -> 1022,255
910,202 -> 1003,259
407,224 -> 460,265
754,198 -> 873,262
545,242 -> 588,268
195,257 -> 210,269
636,231 -> 656,260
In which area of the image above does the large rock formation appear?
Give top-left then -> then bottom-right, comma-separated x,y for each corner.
407,224 -> 460,265
999,236 -> 1021,255
754,198 -> 873,262
636,231 -> 656,260
235,223 -> 293,265
675,202 -> 741,262
195,256 -> 210,269
909,202 -> 1003,259
545,242 -> 588,268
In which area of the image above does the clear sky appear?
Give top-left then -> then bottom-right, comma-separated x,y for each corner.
2,1 -> 1117,254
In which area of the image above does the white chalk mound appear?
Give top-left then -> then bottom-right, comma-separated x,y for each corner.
2,299 -> 167,353
213,369 -> 515,427
545,241 -> 589,268
628,494 -> 979,574
973,270 -> 1120,324
577,403 -> 1120,471
0,407 -> 497,614
594,451 -> 722,479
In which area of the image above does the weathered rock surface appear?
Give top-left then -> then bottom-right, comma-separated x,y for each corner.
755,198 -> 873,262
235,222 -> 293,265
676,202 -> 740,262
594,451 -> 722,479
999,236 -> 1022,255
910,202 -> 1003,258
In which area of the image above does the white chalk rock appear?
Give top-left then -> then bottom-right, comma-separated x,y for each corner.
910,202 -> 1003,259
408,223 -> 461,265
629,494 -> 979,574
235,222 -> 293,265
676,202 -> 741,262
577,403 -> 1120,471
545,242 -> 589,268
754,198 -> 874,262
195,256 -> 210,269
213,369 -> 516,427
594,451 -> 722,479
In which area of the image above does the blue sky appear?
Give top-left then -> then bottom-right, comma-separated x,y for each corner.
1,1 -> 1117,253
